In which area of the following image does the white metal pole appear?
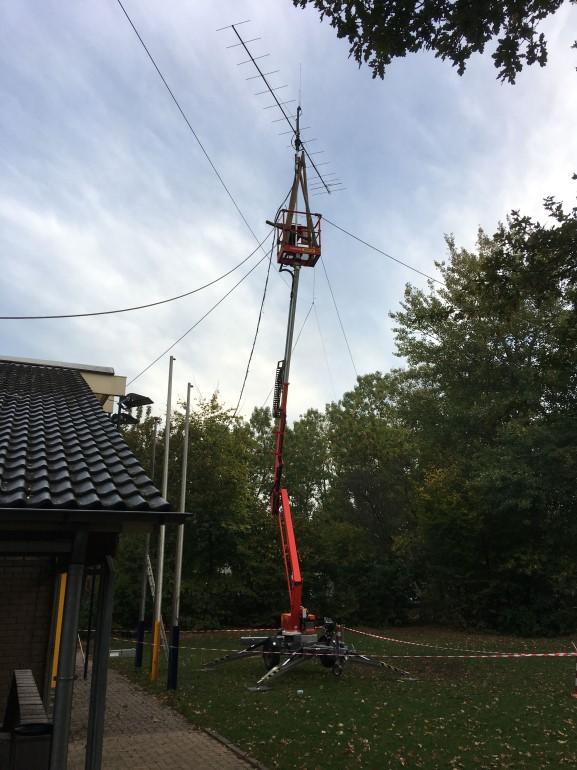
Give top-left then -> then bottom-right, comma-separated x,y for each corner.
167,382 -> 192,689
150,355 -> 174,681
136,419 -> 158,668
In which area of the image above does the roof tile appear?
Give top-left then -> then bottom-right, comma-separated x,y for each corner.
0,361 -> 170,514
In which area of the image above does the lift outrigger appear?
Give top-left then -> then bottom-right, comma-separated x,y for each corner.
205,110 -> 409,690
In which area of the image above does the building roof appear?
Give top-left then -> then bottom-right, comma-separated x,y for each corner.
0,355 -> 115,375
0,355 -> 127,414
0,360 -> 171,516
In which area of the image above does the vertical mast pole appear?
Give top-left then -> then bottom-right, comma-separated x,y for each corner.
167,381 -> 192,690
269,104 -> 322,631
282,267 -> 300,386
281,105 -> 304,389
150,354 -> 174,681
136,417 -> 159,669
151,416 -> 159,480
271,263 -> 300,605
271,109 -> 305,517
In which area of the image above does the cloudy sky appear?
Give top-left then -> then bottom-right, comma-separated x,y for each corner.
1,0 -> 576,419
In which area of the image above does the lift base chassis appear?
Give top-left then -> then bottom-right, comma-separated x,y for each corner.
202,625 -> 410,690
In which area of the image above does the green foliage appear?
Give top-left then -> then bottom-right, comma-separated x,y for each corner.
293,0 -> 572,83
116,395 -> 285,629
113,533 -> 148,628
115,195 -> 577,636
283,408 -> 332,521
391,196 -> 577,632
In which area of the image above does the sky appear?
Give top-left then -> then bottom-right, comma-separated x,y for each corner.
1,0 -> 576,421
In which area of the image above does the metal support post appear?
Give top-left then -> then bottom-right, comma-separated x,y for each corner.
151,417 -> 159,482
50,529 -> 87,770
83,569 -> 97,680
135,533 -> 149,669
167,382 -> 192,690
271,265 -> 301,523
85,556 -> 115,770
150,355 -> 174,681
283,265 -> 300,383
136,419 -> 159,668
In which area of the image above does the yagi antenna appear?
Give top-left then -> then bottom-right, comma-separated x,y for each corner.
218,21 -> 340,196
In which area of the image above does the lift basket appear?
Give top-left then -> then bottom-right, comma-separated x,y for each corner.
273,209 -> 321,267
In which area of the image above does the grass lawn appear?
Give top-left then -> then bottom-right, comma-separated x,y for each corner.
113,626 -> 577,769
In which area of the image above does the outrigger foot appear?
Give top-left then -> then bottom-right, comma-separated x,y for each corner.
346,651 -> 412,678
256,650 -> 308,686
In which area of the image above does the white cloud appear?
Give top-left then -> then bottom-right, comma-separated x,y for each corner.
1,0 -> 575,418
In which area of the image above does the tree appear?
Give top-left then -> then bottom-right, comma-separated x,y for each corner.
325,373 -> 415,547
296,374 -> 418,624
391,195 -> 577,631
293,0 -> 572,83
283,408 -> 332,521
116,395 -> 286,629
113,192 -> 577,635
168,395 -> 282,627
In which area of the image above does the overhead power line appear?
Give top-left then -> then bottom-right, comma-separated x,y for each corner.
323,217 -> 443,285
232,192 -> 292,414
320,258 -> 358,378
260,299 -> 315,408
0,233 -> 272,320
128,251 -> 270,386
313,302 -> 337,402
233,240 -> 274,416
115,0 -> 263,248
292,301 -> 314,354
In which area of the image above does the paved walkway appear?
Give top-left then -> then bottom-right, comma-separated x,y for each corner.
69,667 -> 257,770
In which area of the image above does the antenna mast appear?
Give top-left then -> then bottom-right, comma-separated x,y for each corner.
203,21 -> 403,689
229,23 -> 332,195
263,96 -> 323,637
219,21 -> 345,195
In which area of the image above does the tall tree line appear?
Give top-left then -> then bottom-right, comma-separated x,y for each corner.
116,195 -> 577,635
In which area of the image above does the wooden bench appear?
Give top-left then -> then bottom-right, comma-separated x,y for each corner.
1,670 -> 52,770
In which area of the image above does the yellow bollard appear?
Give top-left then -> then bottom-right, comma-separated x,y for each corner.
51,573 -> 68,688
150,620 -> 161,681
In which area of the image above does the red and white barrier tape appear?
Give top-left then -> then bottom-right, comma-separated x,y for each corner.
344,626 -> 557,656
112,637 -> 248,654
110,635 -> 577,662
106,624 -> 566,658
181,628 -> 276,635
98,627 -> 276,636
376,651 -> 577,660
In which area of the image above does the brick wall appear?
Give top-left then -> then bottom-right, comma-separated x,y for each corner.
0,557 -> 57,714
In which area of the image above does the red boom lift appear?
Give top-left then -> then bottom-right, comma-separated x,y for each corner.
206,110 -> 408,689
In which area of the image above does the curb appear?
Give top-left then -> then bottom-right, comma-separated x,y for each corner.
202,728 -> 270,770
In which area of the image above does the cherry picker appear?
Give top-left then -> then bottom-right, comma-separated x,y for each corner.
205,110 -> 408,689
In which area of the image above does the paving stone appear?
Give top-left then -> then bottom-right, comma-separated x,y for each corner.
69,667 -> 255,769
